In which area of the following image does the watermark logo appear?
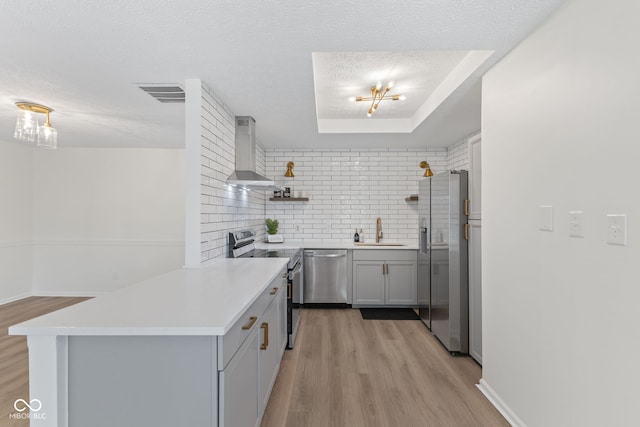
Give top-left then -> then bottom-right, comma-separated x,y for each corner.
14,398 -> 42,412
9,398 -> 46,420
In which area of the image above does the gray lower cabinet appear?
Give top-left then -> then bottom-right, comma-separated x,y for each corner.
259,290 -> 280,416
353,250 -> 417,306
219,270 -> 287,427
31,265 -> 288,427
220,329 -> 260,427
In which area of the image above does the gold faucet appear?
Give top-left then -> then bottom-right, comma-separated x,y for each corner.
376,217 -> 383,243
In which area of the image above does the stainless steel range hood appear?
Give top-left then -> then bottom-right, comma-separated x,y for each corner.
226,116 -> 279,190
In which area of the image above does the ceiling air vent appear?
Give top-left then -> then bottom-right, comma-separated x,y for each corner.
137,84 -> 185,103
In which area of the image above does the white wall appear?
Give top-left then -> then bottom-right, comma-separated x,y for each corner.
481,0 -> 640,426
0,141 -> 33,303
32,148 -> 184,295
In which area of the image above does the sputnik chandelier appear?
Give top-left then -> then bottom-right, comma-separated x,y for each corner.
13,101 -> 58,149
349,80 -> 406,117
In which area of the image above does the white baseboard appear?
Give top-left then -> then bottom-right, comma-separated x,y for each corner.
477,378 -> 527,427
32,291 -> 106,298
0,292 -> 33,306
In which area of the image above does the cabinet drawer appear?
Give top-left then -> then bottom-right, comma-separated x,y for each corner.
353,249 -> 417,262
218,271 -> 286,370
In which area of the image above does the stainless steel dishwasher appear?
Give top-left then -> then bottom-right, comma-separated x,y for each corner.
303,249 -> 348,303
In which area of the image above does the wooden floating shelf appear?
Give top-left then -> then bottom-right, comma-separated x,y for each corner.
269,197 -> 309,202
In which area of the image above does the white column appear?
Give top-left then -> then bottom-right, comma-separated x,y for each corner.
184,79 -> 203,268
25,335 -> 68,427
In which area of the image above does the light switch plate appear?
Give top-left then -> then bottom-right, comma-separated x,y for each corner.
539,206 -> 553,231
606,214 -> 627,245
569,211 -> 584,238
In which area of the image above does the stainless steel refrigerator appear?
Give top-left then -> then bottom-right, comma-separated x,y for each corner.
418,170 -> 469,354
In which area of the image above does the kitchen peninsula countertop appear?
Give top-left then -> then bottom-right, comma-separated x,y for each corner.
256,240 -> 419,250
9,258 -> 288,337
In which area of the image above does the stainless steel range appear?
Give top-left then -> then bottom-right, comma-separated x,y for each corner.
228,230 -> 302,349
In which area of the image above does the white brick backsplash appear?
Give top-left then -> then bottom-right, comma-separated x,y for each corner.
448,135 -> 472,170
198,82 -> 266,263
266,147 -> 450,243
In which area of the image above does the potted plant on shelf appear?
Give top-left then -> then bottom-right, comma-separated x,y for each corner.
265,218 -> 283,243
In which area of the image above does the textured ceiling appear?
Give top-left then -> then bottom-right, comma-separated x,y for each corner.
0,0 -> 566,149
314,51 -> 470,119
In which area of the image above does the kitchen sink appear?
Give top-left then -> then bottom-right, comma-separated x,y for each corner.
354,242 -> 406,246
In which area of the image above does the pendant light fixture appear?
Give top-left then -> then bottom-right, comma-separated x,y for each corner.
13,102 -> 58,149
349,81 -> 406,117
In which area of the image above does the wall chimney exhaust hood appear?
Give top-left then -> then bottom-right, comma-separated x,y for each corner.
226,116 -> 279,190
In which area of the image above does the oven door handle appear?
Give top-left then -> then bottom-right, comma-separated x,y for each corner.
292,263 -> 303,275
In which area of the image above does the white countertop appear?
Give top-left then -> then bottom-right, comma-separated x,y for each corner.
255,240 -> 419,250
9,258 -> 289,337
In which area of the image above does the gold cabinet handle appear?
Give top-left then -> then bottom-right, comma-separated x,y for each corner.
287,282 -> 292,299
270,287 -> 279,295
465,199 -> 470,216
464,223 -> 470,240
260,322 -> 269,350
242,316 -> 258,330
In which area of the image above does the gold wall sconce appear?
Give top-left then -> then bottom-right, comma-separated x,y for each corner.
284,161 -> 295,177
420,161 -> 434,177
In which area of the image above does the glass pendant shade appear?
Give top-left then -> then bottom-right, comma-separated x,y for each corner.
14,111 -> 38,142
37,124 -> 58,149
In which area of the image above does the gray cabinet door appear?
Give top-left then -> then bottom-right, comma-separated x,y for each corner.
258,298 -> 280,416
353,261 -> 385,305
386,261 -> 417,305
220,330 -> 259,427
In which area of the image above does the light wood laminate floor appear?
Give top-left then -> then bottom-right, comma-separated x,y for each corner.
0,297 -> 91,427
261,309 -> 508,427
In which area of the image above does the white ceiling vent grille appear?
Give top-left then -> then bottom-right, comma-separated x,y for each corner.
138,84 -> 185,103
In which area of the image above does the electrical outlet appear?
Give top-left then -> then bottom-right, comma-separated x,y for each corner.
606,214 -> 627,245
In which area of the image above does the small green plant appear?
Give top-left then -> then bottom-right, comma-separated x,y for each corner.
265,218 -> 279,235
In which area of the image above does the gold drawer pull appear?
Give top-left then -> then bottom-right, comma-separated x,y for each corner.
260,322 -> 269,350
465,199 -> 470,216
464,223 -> 470,240
242,316 -> 258,330
270,287 -> 279,295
